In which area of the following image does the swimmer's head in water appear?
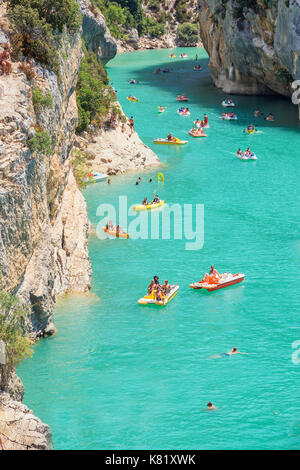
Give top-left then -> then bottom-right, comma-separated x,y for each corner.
207,402 -> 213,408
232,347 -> 237,352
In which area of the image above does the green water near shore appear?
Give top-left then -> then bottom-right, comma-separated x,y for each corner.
18,48 -> 300,449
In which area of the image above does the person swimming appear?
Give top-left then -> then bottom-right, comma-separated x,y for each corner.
207,402 -> 217,411
212,347 -> 249,359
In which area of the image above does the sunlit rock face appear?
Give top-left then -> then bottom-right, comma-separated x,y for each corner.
198,0 -> 300,110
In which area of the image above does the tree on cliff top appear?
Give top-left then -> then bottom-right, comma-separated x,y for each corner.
8,0 -> 81,73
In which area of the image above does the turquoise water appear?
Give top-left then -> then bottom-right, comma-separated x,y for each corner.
18,48 -> 300,450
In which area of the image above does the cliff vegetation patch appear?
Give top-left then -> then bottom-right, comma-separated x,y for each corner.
8,0 -> 82,74
0,285 -> 33,387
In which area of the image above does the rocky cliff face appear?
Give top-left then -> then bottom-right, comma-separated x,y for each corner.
0,3 -> 91,449
79,0 -> 117,62
0,8 -> 91,338
198,0 -> 300,102
0,392 -> 52,450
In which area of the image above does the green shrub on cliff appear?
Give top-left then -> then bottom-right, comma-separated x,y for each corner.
28,127 -> 55,156
32,86 -> 53,114
178,23 -> 199,46
8,0 -> 81,73
0,285 -> 33,371
76,46 -> 116,133
71,149 -> 93,190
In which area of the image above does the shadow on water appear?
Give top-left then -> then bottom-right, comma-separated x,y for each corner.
130,57 -> 300,131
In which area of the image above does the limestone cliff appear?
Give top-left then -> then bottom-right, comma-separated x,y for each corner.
0,392 -> 52,450
198,0 -> 300,102
0,12 -> 91,338
79,0 -> 117,62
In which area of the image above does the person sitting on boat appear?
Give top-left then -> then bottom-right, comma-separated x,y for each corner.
152,194 -> 160,204
167,133 -> 174,141
155,68 -> 162,74
228,112 -> 235,118
162,280 -> 171,295
222,112 -> 227,119
209,265 -> 220,278
248,124 -> 255,131
225,98 -> 233,104
148,275 -> 160,295
266,113 -> 275,121
237,148 -> 243,156
194,119 -> 201,128
185,107 -> 190,114
107,220 -> 115,231
142,197 -> 148,206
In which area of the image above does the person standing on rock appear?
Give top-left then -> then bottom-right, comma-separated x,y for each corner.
129,116 -> 135,135
0,44 -> 12,75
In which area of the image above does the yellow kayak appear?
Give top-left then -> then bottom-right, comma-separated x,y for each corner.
138,285 -> 179,305
133,200 -> 165,211
154,138 -> 188,145
127,96 -> 138,102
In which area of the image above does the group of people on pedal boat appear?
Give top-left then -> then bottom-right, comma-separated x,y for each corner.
177,93 -> 189,101
237,147 -> 255,158
223,97 -> 234,106
148,276 -> 171,301
222,111 -> 237,119
105,221 -> 126,235
178,107 -> 190,115
142,194 -> 160,206
194,114 -> 209,128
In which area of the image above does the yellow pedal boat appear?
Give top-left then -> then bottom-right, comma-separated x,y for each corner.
133,200 -> 165,211
154,138 -> 188,145
138,285 -> 179,305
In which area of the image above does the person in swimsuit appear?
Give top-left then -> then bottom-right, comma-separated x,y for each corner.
162,280 -> 171,295
0,44 -> 12,75
142,197 -> 148,205
212,347 -> 249,359
207,402 -> 217,411
129,116 -> 135,134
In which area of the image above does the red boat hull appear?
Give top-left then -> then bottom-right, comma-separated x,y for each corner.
190,274 -> 245,291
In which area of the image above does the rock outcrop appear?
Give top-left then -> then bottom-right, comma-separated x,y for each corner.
75,121 -> 160,176
0,392 -> 52,450
198,0 -> 300,103
79,0 -> 117,62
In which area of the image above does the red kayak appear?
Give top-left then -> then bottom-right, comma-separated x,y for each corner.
190,273 -> 245,292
